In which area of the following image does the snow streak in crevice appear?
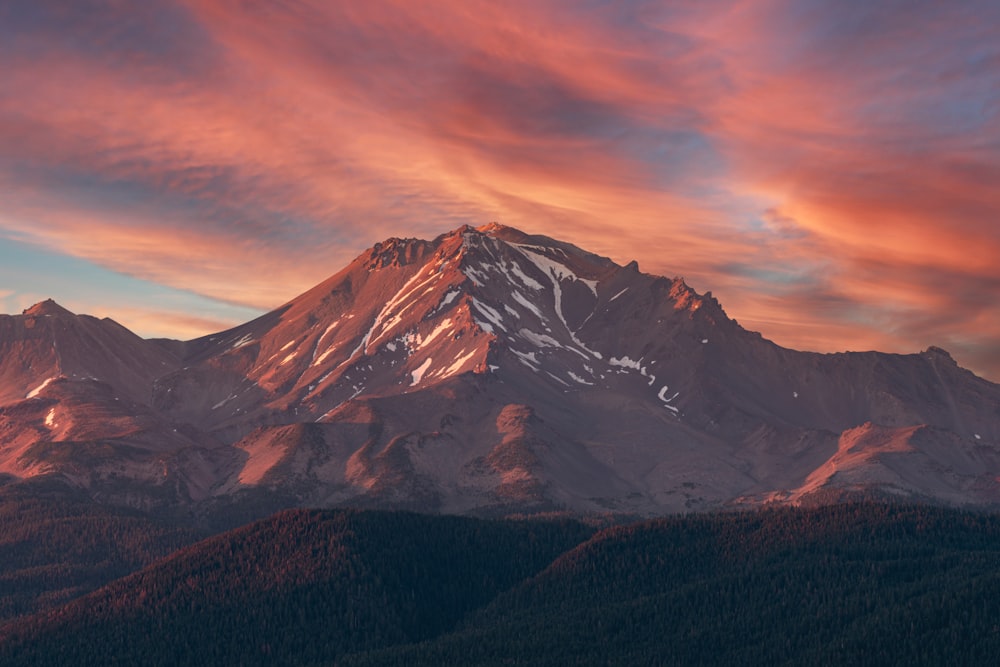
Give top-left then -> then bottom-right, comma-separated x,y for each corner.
512,245 -> 602,360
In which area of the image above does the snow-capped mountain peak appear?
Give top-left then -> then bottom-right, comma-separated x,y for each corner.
2,224 -> 998,515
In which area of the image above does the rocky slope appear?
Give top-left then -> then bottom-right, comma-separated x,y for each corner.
1,224 -> 998,514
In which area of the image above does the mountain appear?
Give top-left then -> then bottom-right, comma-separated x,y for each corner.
3,504 -> 999,666
0,299 -> 176,406
0,301 -> 232,507
1,223 -> 999,514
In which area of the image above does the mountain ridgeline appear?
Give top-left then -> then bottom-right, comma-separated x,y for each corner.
0,223 -> 998,515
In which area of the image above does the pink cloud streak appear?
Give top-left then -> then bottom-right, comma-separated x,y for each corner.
1,0 -> 998,379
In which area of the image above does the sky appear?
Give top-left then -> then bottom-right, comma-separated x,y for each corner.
1,1 -> 998,381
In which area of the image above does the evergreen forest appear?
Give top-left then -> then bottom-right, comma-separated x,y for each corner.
1,501 -> 999,666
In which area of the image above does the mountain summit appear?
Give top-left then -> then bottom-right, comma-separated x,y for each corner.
1,224 -> 998,515
22,299 -> 75,318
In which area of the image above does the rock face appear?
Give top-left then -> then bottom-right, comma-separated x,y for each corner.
2,224 -> 999,514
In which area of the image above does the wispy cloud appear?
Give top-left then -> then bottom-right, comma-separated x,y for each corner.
1,0 -> 998,379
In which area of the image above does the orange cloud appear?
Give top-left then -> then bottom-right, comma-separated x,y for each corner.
1,0 -> 998,379
89,306 -> 245,342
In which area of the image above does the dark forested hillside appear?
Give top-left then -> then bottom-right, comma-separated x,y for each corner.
0,509 -> 593,666
346,504 -> 1000,666
0,478 -> 202,623
2,504 -> 1000,666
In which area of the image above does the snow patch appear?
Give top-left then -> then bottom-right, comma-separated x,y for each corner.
410,358 -> 433,386
512,291 -> 544,320
311,320 -> 342,363
314,346 -> 337,366
609,288 -> 628,302
213,394 -> 238,410
318,318 -> 342,344
793,391 -> 799,399
514,350 -> 538,364
364,266 -> 441,351
419,318 -> 454,349
546,372 -> 570,386
386,342 -> 397,352
280,352 -> 297,366
508,261 -> 544,290
279,339 -> 296,352
515,245 -> 586,288
701,338 -> 709,344
512,349 -> 539,370
438,348 -> 479,378
520,329 -> 562,348
567,371 -> 594,386
975,433 -> 982,440
307,370 -> 335,395
654,386 -> 680,413
45,408 -> 56,428
513,245 -> 602,359
463,266 -> 488,286
472,298 -> 507,332
26,377 -> 57,399
563,346 -> 593,360
230,333 -> 255,350
609,356 -> 642,370
438,289 -> 461,310
657,386 -> 679,404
